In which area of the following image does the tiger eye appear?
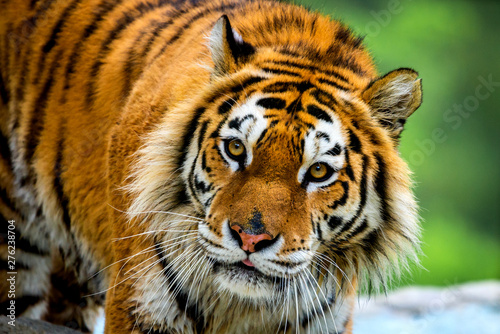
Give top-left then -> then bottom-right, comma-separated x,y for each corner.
309,163 -> 328,180
227,139 -> 245,157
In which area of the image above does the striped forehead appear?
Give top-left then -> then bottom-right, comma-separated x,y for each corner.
218,95 -> 268,145
219,93 -> 347,158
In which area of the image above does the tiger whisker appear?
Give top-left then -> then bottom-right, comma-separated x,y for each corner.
97,235 -> 199,296
126,235 -> 199,281
112,225 -> 199,241
313,252 -> 354,292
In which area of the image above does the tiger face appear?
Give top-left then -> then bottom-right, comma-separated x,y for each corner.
179,15 -> 422,300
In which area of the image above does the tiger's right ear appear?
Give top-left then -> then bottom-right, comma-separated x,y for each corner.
209,15 -> 255,77
362,68 -> 422,141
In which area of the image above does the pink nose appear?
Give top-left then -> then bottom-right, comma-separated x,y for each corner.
230,225 -> 272,253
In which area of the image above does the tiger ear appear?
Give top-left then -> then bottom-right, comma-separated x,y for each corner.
209,15 -> 255,77
362,68 -> 422,141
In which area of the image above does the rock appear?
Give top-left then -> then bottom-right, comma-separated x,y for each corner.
0,316 -> 82,334
354,280 -> 500,334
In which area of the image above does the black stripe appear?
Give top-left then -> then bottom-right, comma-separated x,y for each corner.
62,0 -> 125,98
25,49 -> 63,170
329,181 -> 348,210
197,121 -> 208,152
327,215 -> 342,229
348,128 -> 362,154
228,114 -> 255,131
268,59 -> 351,84
338,156 -> 369,237
14,0 -> 58,104
257,97 -> 286,110
34,0 -> 81,85
286,97 -> 302,114
210,115 -> 228,139
0,71 -> 9,105
306,104 -> 332,123
326,144 -> 342,156
86,0 -> 177,106
255,128 -> 268,147
227,76 -> 265,96
138,1 -> 209,60
53,124 -> 71,230
1,24 -> 11,96
310,88 -> 338,109
148,2 -> 240,64
153,242 -> 204,328
315,220 -> 323,240
316,77 -> 350,91
0,187 -> 15,212
343,150 -> 355,181
201,151 -> 207,170
194,176 -> 210,193
1,213 -> 48,256
188,121 -> 209,204
0,131 -> 12,167
0,258 -> 30,270
176,189 -> 189,205
122,3 -> 205,99
315,132 -> 329,142
218,96 -> 238,114
328,48 -> 367,76
121,31 -> 147,99
374,153 -> 390,222
260,66 -> 301,77
344,218 -> 368,240
187,121 -> 209,206
16,234 -> 50,256
262,81 -> 293,93
178,107 -> 206,168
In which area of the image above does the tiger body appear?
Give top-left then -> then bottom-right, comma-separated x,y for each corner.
0,0 -> 422,333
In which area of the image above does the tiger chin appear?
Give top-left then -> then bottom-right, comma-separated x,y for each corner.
0,0 -> 422,333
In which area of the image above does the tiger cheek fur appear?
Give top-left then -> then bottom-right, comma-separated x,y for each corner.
0,0 -> 422,333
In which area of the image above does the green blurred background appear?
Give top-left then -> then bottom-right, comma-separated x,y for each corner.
290,0 -> 500,286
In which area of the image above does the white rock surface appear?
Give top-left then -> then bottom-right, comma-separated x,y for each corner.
354,280 -> 500,334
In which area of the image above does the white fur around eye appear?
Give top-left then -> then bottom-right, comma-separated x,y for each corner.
299,113 -> 347,192
218,94 -> 268,171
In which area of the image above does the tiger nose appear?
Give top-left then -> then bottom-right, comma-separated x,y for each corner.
230,225 -> 273,253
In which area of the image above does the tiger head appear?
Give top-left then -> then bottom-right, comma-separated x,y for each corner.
131,13 -> 422,302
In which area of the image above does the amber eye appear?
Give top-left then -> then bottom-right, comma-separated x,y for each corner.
225,139 -> 246,161
307,163 -> 333,182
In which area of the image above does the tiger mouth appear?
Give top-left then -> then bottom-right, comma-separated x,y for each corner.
210,258 -> 292,286
211,258 -> 276,280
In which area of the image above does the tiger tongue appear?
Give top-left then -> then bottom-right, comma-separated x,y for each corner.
242,259 -> 255,267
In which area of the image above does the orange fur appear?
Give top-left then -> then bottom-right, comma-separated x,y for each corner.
0,0 -> 422,332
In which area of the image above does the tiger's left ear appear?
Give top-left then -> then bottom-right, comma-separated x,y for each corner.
209,15 -> 255,78
362,68 -> 422,141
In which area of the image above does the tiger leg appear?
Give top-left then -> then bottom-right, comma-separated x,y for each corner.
42,250 -> 105,333
0,131 -> 103,331
0,153 -> 52,320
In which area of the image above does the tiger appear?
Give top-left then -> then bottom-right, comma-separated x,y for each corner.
0,0 -> 423,333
